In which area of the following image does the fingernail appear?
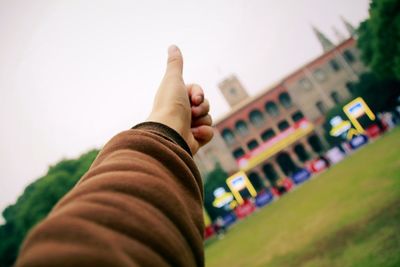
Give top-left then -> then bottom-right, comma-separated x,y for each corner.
168,45 -> 179,56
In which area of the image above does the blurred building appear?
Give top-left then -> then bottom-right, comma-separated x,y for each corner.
195,20 -> 366,186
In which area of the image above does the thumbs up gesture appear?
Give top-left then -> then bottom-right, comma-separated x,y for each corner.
147,45 -> 213,155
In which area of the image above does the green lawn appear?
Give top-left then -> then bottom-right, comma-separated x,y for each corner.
205,128 -> 400,267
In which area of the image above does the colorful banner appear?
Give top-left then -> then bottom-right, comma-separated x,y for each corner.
349,134 -> 368,149
291,168 -> 311,184
212,187 -> 234,208
222,213 -> 237,227
234,201 -> 255,219
226,171 -> 257,205
343,97 -> 376,133
325,147 -> 345,164
255,191 -> 274,207
236,119 -> 314,171
309,159 -> 328,173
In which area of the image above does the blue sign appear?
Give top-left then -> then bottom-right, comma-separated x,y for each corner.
292,169 -> 311,184
223,213 -> 237,227
348,102 -> 363,115
255,191 -> 274,207
349,134 -> 368,149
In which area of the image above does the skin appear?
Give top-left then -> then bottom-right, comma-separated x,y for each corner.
147,45 -> 214,154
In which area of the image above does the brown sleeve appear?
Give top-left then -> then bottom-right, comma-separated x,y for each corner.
15,122 -> 204,267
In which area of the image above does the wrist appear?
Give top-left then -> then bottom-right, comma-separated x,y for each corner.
133,121 -> 192,156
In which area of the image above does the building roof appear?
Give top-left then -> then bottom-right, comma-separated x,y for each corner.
213,37 -> 355,126
213,79 -> 281,125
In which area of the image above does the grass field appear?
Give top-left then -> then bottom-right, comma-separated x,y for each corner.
205,128 -> 400,267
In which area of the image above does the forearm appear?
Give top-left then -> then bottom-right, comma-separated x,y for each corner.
16,123 -> 204,267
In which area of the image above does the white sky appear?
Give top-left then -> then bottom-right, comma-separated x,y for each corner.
0,0 -> 369,217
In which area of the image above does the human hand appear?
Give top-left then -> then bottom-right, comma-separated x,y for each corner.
147,45 -> 213,155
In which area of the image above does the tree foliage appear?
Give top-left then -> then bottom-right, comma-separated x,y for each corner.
358,0 -> 400,79
323,72 -> 400,146
349,72 -> 400,113
323,102 -> 348,147
0,150 -> 99,267
203,163 -> 229,221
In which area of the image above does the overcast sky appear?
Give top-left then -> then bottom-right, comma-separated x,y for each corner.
0,0 -> 369,218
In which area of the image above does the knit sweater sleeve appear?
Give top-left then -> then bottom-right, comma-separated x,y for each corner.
15,122 -> 204,267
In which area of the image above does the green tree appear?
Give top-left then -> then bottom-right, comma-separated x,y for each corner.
0,150 -> 99,267
323,72 -> 400,146
202,163 -> 229,221
349,72 -> 400,112
323,103 -> 348,147
358,0 -> 400,79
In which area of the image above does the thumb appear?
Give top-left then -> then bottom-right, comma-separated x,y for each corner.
165,45 -> 183,78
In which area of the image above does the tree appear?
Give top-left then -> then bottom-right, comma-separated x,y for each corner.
202,163 -> 230,221
357,0 -> 400,79
323,72 -> 400,146
349,72 -> 400,113
323,103 -> 348,147
0,150 -> 99,267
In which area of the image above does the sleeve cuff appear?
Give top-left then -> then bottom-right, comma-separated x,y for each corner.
132,122 -> 192,156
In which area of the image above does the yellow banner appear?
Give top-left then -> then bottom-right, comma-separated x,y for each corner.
238,120 -> 314,171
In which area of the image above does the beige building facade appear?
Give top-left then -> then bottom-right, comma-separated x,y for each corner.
195,33 -> 367,187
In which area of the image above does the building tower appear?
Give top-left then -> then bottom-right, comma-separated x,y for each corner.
218,75 -> 249,108
312,26 -> 335,52
341,16 -> 356,36
332,26 -> 346,42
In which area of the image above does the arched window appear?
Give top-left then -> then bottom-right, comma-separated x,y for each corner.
331,91 -> 341,104
313,68 -> 327,82
261,128 -> 276,142
262,163 -> 278,185
247,139 -> 259,151
249,109 -> 264,127
330,59 -> 341,72
248,172 -> 264,192
278,120 -> 290,131
294,144 -> 310,162
235,120 -> 249,136
343,50 -> 355,63
278,92 -> 292,109
291,111 -> 304,122
346,82 -> 355,95
308,135 -> 324,154
316,101 -> 327,115
221,128 -> 235,145
233,147 -> 245,159
299,78 -> 312,90
276,152 -> 298,176
265,101 -> 280,117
